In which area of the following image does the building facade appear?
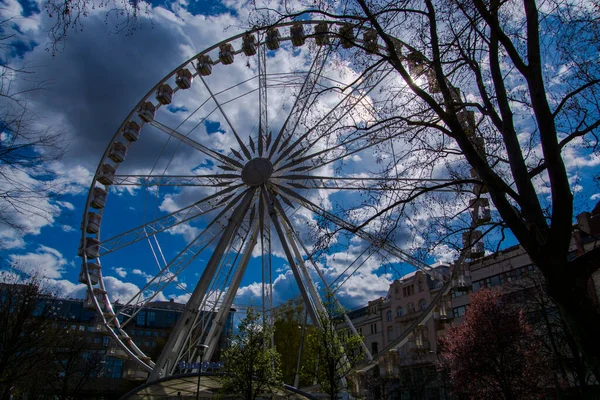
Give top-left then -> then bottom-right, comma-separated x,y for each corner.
347,207 -> 600,399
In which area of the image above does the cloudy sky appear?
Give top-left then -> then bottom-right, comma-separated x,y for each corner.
1,0 -> 599,317
0,0 -> 407,312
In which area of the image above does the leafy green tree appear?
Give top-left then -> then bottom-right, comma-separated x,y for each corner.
304,291 -> 365,400
273,297 -> 317,387
221,308 -> 283,400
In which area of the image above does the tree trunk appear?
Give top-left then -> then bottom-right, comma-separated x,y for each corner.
545,270 -> 600,381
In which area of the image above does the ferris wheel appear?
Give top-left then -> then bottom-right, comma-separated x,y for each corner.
78,21 -> 488,382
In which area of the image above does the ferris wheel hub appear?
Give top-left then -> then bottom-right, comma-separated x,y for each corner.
241,157 -> 273,186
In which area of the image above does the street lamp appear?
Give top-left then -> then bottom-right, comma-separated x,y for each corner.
195,343 -> 209,400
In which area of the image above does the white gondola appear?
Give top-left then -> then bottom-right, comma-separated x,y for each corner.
90,187 -> 107,209
126,366 -> 149,380
266,28 -> 280,50
450,86 -> 461,102
470,198 -> 491,224
78,262 -> 101,285
290,23 -> 305,47
122,121 -> 141,142
86,212 -> 102,234
80,237 -> 100,259
456,269 -> 473,292
156,84 -> 174,105
242,34 -> 256,56
84,287 -> 106,310
108,141 -> 127,163
427,68 -> 441,93
175,68 -> 193,89
471,136 -> 485,155
463,230 -> 484,258
406,55 -> 424,76
219,43 -> 234,65
315,22 -> 329,46
138,102 -> 156,123
473,182 -> 488,196
196,54 -> 213,76
97,164 -> 116,186
339,24 -> 354,48
458,110 -> 475,135
471,241 -> 484,258
470,168 -> 488,195
363,29 -> 378,54
108,345 -> 128,359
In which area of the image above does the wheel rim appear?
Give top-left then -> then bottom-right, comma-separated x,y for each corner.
78,21 -> 465,380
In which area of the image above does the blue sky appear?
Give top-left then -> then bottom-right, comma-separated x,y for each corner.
1,0 -> 599,317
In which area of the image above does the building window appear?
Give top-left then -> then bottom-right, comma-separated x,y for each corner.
386,310 -> 392,322
407,303 -> 415,313
396,306 -> 404,317
147,311 -> 156,326
419,299 -> 427,311
136,312 -> 145,326
453,305 -> 469,317
418,281 -> 424,292
387,326 -> 393,342
370,323 -> 378,334
372,342 -> 379,354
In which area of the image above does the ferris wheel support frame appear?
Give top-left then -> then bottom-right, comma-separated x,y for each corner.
78,19 -> 488,387
149,188 -> 256,381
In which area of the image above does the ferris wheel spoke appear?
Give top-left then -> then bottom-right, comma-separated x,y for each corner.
258,187 -> 273,319
199,76 -> 252,161
272,195 -> 325,311
149,119 -> 244,170
277,175 -> 457,192
264,189 -> 321,326
272,182 -> 434,273
114,218 -> 230,329
98,184 -> 244,256
257,40 -> 267,157
276,123 -> 393,172
285,122 -> 407,174
268,46 -> 331,159
111,173 -> 240,187
273,63 -> 392,167
201,218 -> 261,362
110,189 -> 251,325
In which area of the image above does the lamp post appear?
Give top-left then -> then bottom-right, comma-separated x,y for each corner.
195,343 -> 209,400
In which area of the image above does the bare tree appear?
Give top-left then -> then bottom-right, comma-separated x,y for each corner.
0,21 -> 67,245
43,0 -> 151,54
0,272 -> 62,400
43,331 -> 106,400
247,0 -> 600,372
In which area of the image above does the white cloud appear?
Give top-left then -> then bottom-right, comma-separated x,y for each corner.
9,245 -> 69,279
103,276 -> 142,303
